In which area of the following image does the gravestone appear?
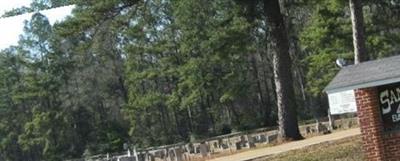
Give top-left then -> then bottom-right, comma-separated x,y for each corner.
199,142 -> 209,158
119,156 -> 136,161
239,135 -> 248,148
235,142 -> 242,150
267,133 -> 278,143
248,136 -> 256,148
175,147 -> 184,161
259,134 -> 267,143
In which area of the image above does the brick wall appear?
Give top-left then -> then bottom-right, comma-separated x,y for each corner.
355,87 -> 385,161
355,87 -> 400,161
383,132 -> 400,161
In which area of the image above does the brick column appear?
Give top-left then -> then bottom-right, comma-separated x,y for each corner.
383,132 -> 400,161
355,87 -> 385,161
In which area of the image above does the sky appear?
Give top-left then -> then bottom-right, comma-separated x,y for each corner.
0,0 -> 74,49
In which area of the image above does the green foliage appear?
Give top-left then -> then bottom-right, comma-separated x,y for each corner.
0,0 -> 400,160
301,0 -> 400,97
305,53 -> 338,96
1,0 -> 70,18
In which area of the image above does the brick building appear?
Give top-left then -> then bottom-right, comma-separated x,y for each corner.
325,55 -> 400,161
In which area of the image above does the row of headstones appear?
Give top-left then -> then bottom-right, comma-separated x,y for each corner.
76,131 -> 280,161
74,118 -> 358,161
93,131 -> 281,161
205,130 -> 280,153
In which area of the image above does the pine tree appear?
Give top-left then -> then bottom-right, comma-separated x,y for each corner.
263,0 -> 303,140
349,0 -> 367,63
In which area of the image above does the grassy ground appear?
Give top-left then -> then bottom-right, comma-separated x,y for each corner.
260,136 -> 364,161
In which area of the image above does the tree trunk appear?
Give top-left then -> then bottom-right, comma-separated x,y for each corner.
251,53 -> 269,125
264,0 -> 302,140
349,0 -> 367,64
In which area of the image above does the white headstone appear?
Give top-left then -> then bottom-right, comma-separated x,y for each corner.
133,146 -> 139,161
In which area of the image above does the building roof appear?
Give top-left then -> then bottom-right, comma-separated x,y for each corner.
325,55 -> 400,94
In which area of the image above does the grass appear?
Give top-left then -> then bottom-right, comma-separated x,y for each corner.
260,136 -> 364,161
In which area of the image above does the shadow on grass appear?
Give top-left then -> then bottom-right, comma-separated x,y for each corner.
259,136 -> 364,161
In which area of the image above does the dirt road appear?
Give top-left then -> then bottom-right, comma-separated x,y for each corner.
208,128 -> 361,161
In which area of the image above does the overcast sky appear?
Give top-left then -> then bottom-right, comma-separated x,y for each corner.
0,1 -> 74,49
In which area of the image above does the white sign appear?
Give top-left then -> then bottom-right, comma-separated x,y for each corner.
328,90 -> 357,115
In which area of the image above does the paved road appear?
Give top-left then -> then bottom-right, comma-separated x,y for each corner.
208,128 -> 361,161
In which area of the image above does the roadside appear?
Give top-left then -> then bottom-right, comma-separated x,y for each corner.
208,128 -> 361,161
254,135 -> 363,161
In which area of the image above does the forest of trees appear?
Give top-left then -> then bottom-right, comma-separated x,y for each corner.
1,0 -> 400,160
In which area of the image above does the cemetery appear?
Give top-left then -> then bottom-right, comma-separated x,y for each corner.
1,1 -> 399,161
66,118 -> 357,161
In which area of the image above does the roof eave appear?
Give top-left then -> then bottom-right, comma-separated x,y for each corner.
325,77 -> 400,94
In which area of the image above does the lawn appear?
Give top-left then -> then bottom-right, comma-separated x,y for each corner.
262,136 -> 364,161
